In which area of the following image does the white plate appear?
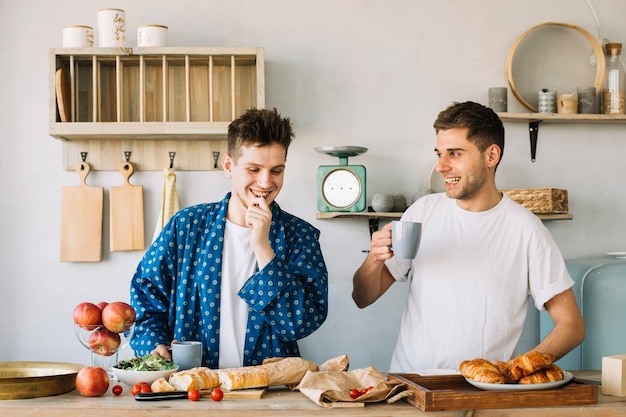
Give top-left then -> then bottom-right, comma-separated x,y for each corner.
465,371 -> 573,391
607,252 -> 626,258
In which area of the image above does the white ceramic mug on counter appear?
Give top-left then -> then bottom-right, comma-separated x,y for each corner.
391,221 -> 422,259
171,340 -> 202,370
137,24 -> 168,47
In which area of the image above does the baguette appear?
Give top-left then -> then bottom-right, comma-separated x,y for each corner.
218,366 -> 269,391
151,377 -> 176,392
168,367 -> 219,391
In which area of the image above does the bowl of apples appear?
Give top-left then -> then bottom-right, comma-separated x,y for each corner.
73,301 -> 137,376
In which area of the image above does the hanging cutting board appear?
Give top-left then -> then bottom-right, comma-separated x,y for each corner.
60,162 -> 103,262
110,161 -> 145,251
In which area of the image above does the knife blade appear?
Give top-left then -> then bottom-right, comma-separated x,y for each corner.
135,391 -> 189,401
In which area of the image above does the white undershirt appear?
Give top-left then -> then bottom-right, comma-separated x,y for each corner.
219,220 -> 255,369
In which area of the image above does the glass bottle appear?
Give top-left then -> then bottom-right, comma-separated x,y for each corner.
602,43 -> 626,114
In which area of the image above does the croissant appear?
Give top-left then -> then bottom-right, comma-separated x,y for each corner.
459,358 -> 505,384
492,360 -> 509,375
519,364 -> 564,384
502,351 -> 555,383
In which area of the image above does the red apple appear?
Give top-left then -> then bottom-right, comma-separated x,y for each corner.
96,301 -> 108,311
75,366 -> 109,397
101,301 -> 136,333
73,302 -> 102,330
88,328 -> 121,356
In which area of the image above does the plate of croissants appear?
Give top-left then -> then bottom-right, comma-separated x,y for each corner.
459,351 -> 573,391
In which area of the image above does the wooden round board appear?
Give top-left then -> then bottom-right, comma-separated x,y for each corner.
0,361 -> 84,400
505,22 -> 605,113
55,67 -> 71,122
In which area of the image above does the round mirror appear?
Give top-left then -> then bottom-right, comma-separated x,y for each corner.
506,22 -> 605,112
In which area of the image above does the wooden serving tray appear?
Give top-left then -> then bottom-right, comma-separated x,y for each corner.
387,373 -> 598,412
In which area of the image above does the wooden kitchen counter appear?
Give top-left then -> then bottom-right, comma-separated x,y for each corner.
1,371 -> 624,416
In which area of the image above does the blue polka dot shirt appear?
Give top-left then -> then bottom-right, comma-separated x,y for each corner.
129,193 -> 328,367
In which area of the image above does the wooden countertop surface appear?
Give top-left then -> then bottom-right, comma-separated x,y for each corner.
1,371 -> 624,416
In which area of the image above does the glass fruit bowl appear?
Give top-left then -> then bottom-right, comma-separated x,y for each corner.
74,323 -> 135,379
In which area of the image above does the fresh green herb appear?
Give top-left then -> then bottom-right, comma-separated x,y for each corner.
114,354 -> 177,371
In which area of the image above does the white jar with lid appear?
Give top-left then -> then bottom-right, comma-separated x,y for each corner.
63,25 -> 94,48
137,24 -> 168,47
97,8 -> 126,47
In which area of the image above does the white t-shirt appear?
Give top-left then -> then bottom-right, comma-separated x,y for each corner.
219,220 -> 256,369
385,193 -> 573,372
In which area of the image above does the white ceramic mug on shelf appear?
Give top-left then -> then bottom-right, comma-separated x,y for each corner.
62,25 -> 94,48
97,8 -> 126,47
137,24 -> 168,47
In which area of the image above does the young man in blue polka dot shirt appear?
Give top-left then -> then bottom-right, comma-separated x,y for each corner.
129,108 -> 329,368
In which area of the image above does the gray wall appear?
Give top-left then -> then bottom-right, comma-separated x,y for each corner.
1,0 -> 625,371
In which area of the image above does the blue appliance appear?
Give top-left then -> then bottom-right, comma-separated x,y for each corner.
539,256 -> 626,370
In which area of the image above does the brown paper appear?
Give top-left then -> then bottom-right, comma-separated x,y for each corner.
262,357 -> 319,387
297,366 -> 409,408
319,354 -> 349,372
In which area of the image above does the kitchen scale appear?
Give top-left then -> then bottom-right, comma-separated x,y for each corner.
315,146 -> 367,212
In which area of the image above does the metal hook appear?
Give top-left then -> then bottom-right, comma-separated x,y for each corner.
80,152 -> 88,162
212,151 -> 220,169
169,152 -> 176,169
124,151 -> 132,162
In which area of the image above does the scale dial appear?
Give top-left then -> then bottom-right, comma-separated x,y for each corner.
321,168 -> 362,209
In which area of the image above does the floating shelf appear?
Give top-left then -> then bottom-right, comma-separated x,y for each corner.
497,112 -> 626,162
317,210 -> 572,236
498,112 -> 626,123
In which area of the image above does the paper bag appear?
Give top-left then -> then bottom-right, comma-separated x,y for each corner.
297,366 -> 409,408
262,357 -> 319,387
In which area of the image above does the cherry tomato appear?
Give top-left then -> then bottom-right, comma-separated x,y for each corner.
131,384 -> 142,396
188,389 -> 200,401
349,388 -> 361,399
210,388 -> 224,402
139,382 -> 150,389
360,388 -> 369,395
112,385 -> 123,396
140,384 -> 151,393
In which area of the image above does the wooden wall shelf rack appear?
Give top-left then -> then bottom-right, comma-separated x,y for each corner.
49,47 -> 265,171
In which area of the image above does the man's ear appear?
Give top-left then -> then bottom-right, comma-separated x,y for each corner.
223,154 -> 233,178
486,144 -> 501,168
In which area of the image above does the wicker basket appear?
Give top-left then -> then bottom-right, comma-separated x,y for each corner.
502,188 -> 568,214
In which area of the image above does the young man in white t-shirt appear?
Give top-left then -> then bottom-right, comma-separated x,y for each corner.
352,101 -> 584,372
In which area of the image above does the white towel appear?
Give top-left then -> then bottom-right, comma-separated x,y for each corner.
153,168 -> 181,242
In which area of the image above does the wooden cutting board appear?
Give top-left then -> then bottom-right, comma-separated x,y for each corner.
110,161 -> 145,251
60,162 -> 103,262
55,67 -> 71,122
